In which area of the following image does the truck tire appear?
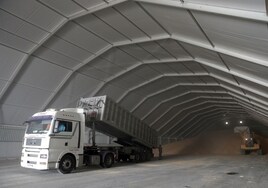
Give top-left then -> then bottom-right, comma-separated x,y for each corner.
141,153 -> 146,162
57,154 -> 75,174
135,153 -> 141,163
102,153 -> 114,168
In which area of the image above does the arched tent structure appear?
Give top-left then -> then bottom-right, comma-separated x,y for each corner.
1,0 -> 268,157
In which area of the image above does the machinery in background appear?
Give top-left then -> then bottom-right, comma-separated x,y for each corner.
234,126 -> 262,155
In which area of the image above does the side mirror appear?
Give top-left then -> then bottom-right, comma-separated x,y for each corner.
23,121 -> 29,127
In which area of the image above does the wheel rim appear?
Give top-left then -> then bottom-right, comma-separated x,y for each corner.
105,155 -> 113,166
58,155 -> 75,174
62,159 -> 72,170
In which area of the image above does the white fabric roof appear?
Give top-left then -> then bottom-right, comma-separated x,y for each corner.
1,0 -> 268,141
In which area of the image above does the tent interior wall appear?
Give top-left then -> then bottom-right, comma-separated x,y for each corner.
1,0 -> 268,158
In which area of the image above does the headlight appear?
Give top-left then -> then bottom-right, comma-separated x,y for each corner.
40,154 -> 47,159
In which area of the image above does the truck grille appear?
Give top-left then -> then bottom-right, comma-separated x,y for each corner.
26,138 -> 41,146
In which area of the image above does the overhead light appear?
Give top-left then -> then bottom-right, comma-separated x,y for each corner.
225,121 -> 229,125
239,121 -> 243,124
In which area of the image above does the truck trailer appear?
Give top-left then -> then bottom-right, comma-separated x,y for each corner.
21,96 -> 158,173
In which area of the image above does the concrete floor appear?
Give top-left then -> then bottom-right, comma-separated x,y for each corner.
1,155 -> 268,188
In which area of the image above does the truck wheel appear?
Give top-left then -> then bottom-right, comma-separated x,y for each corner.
102,153 -> 114,168
135,153 -> 141,163
57,155 -> 75,174
141,153 -> 146,162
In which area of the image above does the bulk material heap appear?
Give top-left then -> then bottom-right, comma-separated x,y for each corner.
21,96 -> 158,174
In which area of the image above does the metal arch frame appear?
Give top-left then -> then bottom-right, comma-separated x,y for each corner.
143,87 -> 226,122
185,108 -> 268,138
41,34 -> 172,110
116,72 -> 210,103
0,0 -> 127,104
151,89 -> 268,132
157,110 -> 237,143
157,99 -> 240,134
148,89 -> 268,133
1,0 -> 267,131
132,79 -> 267,118
5,33 -> 265,112
110,70 -> 268,121
235,99 -> 268,118
152,97 -> 236,130
144,87 -> 227,118
196,58 -> 268,88
134,0 -> 268,23
131,84 -> 226,113
185,115 -> 228,138
233,101 -> 268,122
173,108 -> 247,138
167,113 -> 230,140
86,42 -> 268,113
167,107 -> 246,138
133,83 -> 267,118
183,109 -> 248,138
90,57 -> 194,96
142,81 -> 267,124
166,105 -> 247,137
114,71 -> 266,107
189,112 -> 253,138
185,114 -> 225,138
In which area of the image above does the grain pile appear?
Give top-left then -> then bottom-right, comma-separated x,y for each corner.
154,129 -> 268,157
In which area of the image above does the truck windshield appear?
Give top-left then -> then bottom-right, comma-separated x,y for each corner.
26,115 -> 53,134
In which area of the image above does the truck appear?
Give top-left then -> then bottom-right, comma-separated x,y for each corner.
234,126 -> 262,155
21,96 -> 158,173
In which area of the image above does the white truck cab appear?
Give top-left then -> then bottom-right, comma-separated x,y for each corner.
21,108 -> 86,172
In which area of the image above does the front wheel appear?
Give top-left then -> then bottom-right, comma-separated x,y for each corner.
57,155 -> 75,174
101,153 -> 114,168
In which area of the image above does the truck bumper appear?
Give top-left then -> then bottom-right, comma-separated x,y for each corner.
241,144 -> 260,150
21,148 -> 54,170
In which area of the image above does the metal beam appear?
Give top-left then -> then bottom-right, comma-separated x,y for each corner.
153,96 -> 235,130
167,105 -> 246,137
184,112 -> 228,138
152,88 -> 267,133
159,99 -> 240,135
196,58 -> 268,89
135,0 -> 268,23
131,83 -> 222,113
116,73 -> 209,103
0,0 -> 127,104
142,84 -> 224,120
129,72 -> 268,122
40,45 -> 113,110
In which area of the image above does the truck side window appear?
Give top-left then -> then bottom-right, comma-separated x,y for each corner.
55,120 -> 72,133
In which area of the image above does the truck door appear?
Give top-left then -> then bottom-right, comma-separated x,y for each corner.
52,120 -> 81,152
